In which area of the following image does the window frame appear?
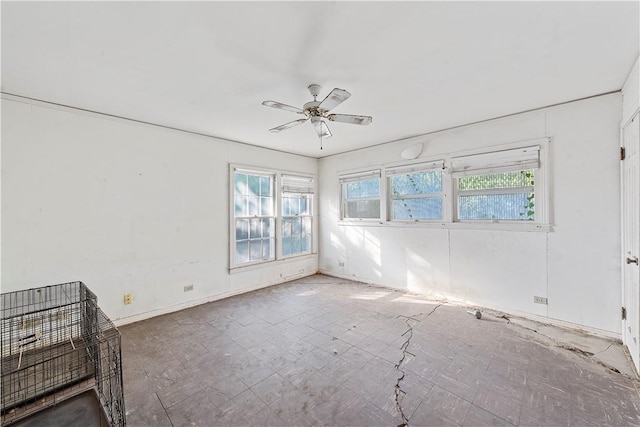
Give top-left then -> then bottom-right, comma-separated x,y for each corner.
230,165 -> 316,270
339,169 -> 383,221
230,167 -> 276,268
386,161 -> 445,222
281,174 -> 314,259
451,145 -> 545,224
337,138 -> 549,231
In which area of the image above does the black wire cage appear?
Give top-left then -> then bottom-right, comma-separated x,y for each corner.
1,282 -> 126,426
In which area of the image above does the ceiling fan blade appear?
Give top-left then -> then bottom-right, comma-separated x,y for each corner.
318,88 -> 351,111
311,116 -> 332,138
327,113 -> 373,126
269,118 -> 309,132
262,100 -> 304,114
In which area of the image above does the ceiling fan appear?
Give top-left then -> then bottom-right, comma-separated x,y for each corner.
262,84 -> 373,142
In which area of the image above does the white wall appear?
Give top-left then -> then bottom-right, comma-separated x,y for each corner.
622,56 -> 639,124
2,92 -> 625,335
319,93 -> 623,336
1,96 -> 318,324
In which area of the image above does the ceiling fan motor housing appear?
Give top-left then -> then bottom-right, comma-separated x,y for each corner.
308,84 -> 321,98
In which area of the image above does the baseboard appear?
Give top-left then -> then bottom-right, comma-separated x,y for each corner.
317,269 -> 622,341
112,270 -> 316,327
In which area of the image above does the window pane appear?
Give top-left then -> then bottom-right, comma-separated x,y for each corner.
235,173 -> 248,195
393,198 -> 443,220
282,194 -> 311,216
282,195 -> 299,216
283,197 -> 292,216
261,218 -> 272,237
301,235 -> 311,253
236,241 -> 249,264
260,197 -> 272,216
260,176 -> 271,196
345,200 -> 380,218
292,237 -> 301,254
302,217 -> 311,234
392,171 -> 442,196
292,217 -> 302,234
248,175 -> 260,195
282,218 -> 293,237
346,178 -> 380,199
282,237 -> 292,256
249,240 -> 262,261
262,238 -> 273,259
250,218 -> 261,238
458,193 -> 533,220
235,219 -> 249,240
458,170 -> 534,191
234,196 -> 245,216
299,196 -> 309,215
246,195 -> 259,216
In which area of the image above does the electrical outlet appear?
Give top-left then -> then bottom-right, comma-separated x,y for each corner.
184,284 -> 194,292
124,294 -> 133,305
339,262 -> 345,267
534,296 -> 548,305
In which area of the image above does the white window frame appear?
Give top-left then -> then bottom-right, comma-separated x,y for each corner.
386,160 -> 445,222
339,169 -> 383,221
451,144 -> 545,224
230,167 -> 276,268
336,138 -> 550,231
230,165 -> 316,270
281,174 -> 314,259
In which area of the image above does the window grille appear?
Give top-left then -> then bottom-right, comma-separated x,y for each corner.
282,175 -> 314,257
233,170 -> 275,265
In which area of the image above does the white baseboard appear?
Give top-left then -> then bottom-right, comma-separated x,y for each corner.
318,269 -> 621,341
113,270 -> 316,327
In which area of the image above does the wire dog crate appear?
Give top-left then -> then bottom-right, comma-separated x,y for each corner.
1,282 -> 125,426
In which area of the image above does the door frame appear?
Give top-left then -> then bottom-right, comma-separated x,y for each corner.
621,108 -> 640,373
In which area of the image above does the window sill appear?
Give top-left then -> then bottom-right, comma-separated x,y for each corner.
229,253 -> 317,274
337,220 -> 551,232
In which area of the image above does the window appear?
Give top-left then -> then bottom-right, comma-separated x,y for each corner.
233,170 -> 275,265
282,175 -> 314,257
387,161 -> 444,220
231,167 -> 315,268
336,138 -> 547,229
451,146 -> 540,222
340,170 -> 381,219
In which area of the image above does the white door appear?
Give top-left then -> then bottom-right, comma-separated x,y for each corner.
622,111 -> 640,372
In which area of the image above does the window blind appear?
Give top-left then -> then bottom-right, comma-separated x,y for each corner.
338,169 -> 381,184
451,146 -> 540,178
282,174 -> 315,194
385,160 -> 444,177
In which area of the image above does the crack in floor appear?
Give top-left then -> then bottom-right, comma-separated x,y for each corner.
394,304 -> 443,427
507,320 -> 632,379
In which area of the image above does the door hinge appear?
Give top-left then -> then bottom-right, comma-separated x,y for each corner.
621,147 -> 626,160
622,306 -> 627,320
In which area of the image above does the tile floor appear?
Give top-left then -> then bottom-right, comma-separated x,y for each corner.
120,274 -> 640,426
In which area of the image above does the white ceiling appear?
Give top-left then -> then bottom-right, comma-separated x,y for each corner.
2,1 -> 638,158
